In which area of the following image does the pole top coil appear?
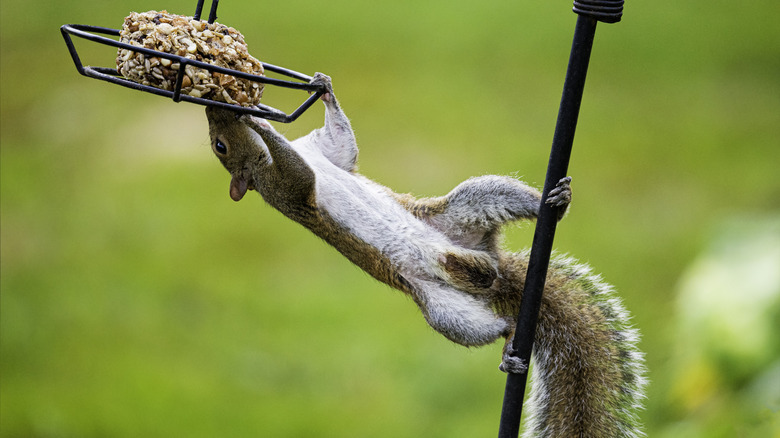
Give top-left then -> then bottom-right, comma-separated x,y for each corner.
572,0 -> 624,23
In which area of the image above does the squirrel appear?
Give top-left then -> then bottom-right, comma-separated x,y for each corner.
205,73 -> 646,437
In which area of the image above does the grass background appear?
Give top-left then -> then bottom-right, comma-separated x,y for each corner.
2,0 -> 779,436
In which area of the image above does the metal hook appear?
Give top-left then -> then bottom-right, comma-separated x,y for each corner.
193,0 -> 220,23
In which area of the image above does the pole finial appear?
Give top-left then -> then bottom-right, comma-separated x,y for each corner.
572,0 -> 624,23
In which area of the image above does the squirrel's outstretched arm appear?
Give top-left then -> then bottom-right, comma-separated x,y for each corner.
294,73 -> 358,172
241,116 -> 317,209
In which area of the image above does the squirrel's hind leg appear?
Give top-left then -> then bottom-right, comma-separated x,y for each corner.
415,280 -> 507,347
437,249 -> 498,292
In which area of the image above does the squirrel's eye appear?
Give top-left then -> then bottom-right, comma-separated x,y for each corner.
214,140 -> 228,155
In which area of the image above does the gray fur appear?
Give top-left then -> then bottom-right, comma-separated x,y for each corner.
206,73 -> 645,437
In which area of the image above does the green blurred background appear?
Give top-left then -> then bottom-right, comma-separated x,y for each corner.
2,0 -> 779,436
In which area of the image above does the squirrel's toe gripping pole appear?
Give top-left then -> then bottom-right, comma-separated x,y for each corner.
496,2 -> 623,437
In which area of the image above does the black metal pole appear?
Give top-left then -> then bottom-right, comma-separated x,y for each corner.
207,0 -> 220,23
193,0 -> 206,20
496,1 -> 623,436
194,0 -> 219,23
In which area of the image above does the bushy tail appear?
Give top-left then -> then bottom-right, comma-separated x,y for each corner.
501,251 -> 647,437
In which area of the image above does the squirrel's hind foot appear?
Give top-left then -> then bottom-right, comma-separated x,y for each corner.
499,344 -> 528,374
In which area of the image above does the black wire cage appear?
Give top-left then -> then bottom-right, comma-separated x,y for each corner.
60,0 -> 325,123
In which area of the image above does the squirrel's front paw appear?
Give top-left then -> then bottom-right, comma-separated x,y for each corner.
310,72 -> 334,102
545,176 -> 572,207
240,114 -> 272,131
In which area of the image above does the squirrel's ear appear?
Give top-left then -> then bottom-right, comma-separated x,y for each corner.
229,175 -> 248,202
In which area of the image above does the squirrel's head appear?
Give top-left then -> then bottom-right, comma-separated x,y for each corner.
205,106 -> 270,201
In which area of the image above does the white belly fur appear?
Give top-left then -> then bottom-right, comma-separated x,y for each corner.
296,143 -> 507,346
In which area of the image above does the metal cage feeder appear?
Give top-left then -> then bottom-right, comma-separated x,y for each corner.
60,0 -> 325,123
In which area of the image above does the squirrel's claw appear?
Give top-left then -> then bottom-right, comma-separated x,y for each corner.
545,176 -> 572,207
310,72 -> 334,102
545,176 -> 572,221
499,345 -> 528,374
